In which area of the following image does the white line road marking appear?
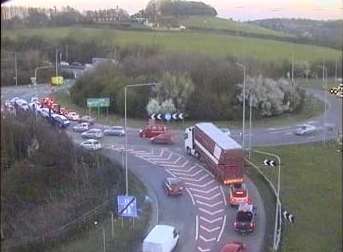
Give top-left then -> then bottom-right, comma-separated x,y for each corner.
162,160 -> 189,168
185,179 -> 215,188
200,225 -> 221,233
197,246 -> 211,252
217,215 -> 227,242
186,188 -> 195,205
193,192 -> 221,201
189,186 -> 219,194
199,216 -> 223,224
199,235 -> 216,242
169,165 -> 198,173
165,169 -> 177,178
172,169 -> 203,177
220,186 -> 227,206
181,174 -> 208,182
198,208 -> 224,216
195,215 -> 199,240
147,152 -> 173,161
196,200 -> 223,208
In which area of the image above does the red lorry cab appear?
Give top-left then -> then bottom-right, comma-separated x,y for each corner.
139,120 -> 168,138
185,122 -> 244,185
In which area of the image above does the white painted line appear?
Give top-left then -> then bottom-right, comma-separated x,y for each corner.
193,192 -> 221,201
196,200 -> 223,208
220,186 -> 227,206
169,165 -> 198,173
217,215 -> 226,242
181,174 -> 208,182
151,153 -> 173,163
199,216 -> 223,224
199,235 -> 216,242
186,188 -> 195,205
197,246 -> 211,252
163,160 -> 189,168
200,225 -> 221,233
198,208 -> 224,216
201,167 -> 215,178
195,215 -> 199,240
172,169 -> 203,177
165,169 -> 177,178
185,179 -> 215,188
189,186 -> 219,194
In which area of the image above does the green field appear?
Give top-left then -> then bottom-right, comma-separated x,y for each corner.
251,142 -> 342,252
178,16 -> 292,38
3,27 -> 340,62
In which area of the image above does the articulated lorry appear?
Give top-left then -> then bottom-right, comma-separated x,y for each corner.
184,122 -> 244,185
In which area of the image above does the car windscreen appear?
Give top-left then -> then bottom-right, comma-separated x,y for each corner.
237,211 -> 253,222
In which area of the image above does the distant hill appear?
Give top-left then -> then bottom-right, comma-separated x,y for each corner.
250,18 -> 343,49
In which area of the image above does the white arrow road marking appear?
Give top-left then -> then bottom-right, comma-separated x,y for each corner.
220,186 -> 227,206
189,186 -> 219,194
155,154 -> 180,164
173,169 -> 203,177
196,200 -> 223,208
200,225 -> 221,233
199,235 -> 216,242
198,208 -> 224,216
199,216 -> 223,224
185,188 -> 195,205
185,179 -> 215,188
217,215 -> 227,242
169,165 -> 198,173
197,246 -> 211,252
181,174 -> 208,182
193,192 -> 221,201
195,215 -> 199,240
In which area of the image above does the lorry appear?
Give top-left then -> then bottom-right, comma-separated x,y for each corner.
184,122 -> 244,185
142,225 -> 179,252
139,120 -> 168,138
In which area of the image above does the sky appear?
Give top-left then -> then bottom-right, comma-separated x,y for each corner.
3,0 -> 343,21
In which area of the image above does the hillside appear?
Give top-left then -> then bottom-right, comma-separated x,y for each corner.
250,18 -> 343,49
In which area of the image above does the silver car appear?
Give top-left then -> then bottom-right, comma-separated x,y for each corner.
81,128 -> 103,139
73,122 -> 90,133
294,124 -> 317,136
80,139 -> 102,151
104,126 -> 125,136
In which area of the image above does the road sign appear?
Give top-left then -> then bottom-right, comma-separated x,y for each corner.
117,195 -> 137,218
30,77 -> 37,85
51,76 -> 64,86
150,113 -> 185,121
282,210 -> 295,224
87,98 -> 110,108
165,113 -> 171,121
263,159 -> 277,167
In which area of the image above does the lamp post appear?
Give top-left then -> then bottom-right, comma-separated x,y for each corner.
94,221 -> 106,252
236,63 -> 246,150
124,82 -> 159,195
317,64 -> 328,144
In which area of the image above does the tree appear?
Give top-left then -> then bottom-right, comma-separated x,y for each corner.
160,99 -> 176,113
146,98 -> 161,114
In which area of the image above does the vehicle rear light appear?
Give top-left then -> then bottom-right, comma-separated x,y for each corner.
234,222 -> 237,227
236,191 -> 243,195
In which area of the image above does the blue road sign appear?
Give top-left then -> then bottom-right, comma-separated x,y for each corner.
165,113 -> 171,121
117,195 -> 138,218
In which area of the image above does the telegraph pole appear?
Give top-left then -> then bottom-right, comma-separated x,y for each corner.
14,51 -> 18,86
55,48 -> 58,76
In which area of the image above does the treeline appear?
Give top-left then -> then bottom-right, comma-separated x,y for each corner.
0,112 -> 125,249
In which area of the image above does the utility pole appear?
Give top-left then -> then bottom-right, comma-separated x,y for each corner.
323,65 -> 327,144
66,45 -> 69,62
248,95 -> 252,159
14,51 -> 18,86
55,48 -> 58,77
335,58 -> 338,83
236,63 -> 246,150
291,54 -> 294,84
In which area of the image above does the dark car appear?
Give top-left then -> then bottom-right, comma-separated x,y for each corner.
220,241 -> 246,252
162,177 -> 184,196
234,203 -> 257,234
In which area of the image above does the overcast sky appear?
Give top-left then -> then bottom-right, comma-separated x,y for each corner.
3,0 -> 343,21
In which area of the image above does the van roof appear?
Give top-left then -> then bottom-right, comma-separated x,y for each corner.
196,122 -> 241,150
144,225 -> 174,244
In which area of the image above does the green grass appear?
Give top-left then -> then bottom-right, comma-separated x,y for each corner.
3,27 -> 340,63
179,16 -> 292,38
251,142 -> 342,252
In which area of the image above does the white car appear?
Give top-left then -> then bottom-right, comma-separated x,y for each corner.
15,99 -> 30,111
294,124 -> 317,136
81,128 -> 103,139
9,97 -> 20,105
80,139 -> 102,151
30,96 -> 39,103
39,107 -> 53,118
73,122 -> 89,132
67,112 -> 80,121
103,126 -> 125,136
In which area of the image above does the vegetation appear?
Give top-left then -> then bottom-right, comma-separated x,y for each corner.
0,112 -> 149,251
252,142 -> 342,252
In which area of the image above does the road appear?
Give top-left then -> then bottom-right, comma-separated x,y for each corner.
1,82 -> 341,252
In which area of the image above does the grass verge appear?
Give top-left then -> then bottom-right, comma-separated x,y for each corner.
251,141 -> 342,252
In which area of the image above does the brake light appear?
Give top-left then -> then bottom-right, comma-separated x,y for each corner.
234,222 -> 237,227
236,191 -> 243,195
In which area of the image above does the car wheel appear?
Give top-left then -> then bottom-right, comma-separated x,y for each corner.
186,147 -> 191,155
195,151 -> 200,159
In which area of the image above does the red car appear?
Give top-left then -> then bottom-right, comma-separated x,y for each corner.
220,241 -> 246,252
162,177 -> 184,196
228,183 -> 250,207
151,133 -> 174,144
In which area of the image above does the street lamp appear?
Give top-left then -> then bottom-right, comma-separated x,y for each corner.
317,64 -> 328,144
254,150 -> 281,251
236,63 -> 246,150
94,221 -> 106,252
124,82 -> 160,195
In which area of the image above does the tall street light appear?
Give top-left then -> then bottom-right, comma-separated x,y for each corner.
318,64 -> 328,144
124,82 -> 159,195
236,63 -> 246,150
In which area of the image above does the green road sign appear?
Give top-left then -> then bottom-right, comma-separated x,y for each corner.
87,98 -> 110,108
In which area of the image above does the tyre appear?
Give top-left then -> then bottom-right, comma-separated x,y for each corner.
186,147 -> 191,155
195,151 -> 200,159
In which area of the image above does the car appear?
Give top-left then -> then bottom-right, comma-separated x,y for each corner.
28,102 -> 40,111
9,97 -> 20,105
103,126 -> 125,136
80,139 -> 102,151
234,203 -> 257,234
59,107 -> 69,116
228,183 -> 250,207
151,133 -> 174,144
220,241 -> 246,252
38,107 -> 51,118
294,124 -> 317,136
30,96 -> 39,103
60,61 -> 69,66
15,99 -> 30,111
51,114 -> 70,128
73,122 -> 90,132
79,115 -> 95,125
81,128 -> 103,139
162,177 -> 184,196
71,61 -> 82,66
221,128 -> 232,136
67,111 -> 80,121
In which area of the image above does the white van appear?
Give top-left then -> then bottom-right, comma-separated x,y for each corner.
142,225 -> 179,252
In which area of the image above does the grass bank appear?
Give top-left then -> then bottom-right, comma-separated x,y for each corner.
251,142 -> 342,252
